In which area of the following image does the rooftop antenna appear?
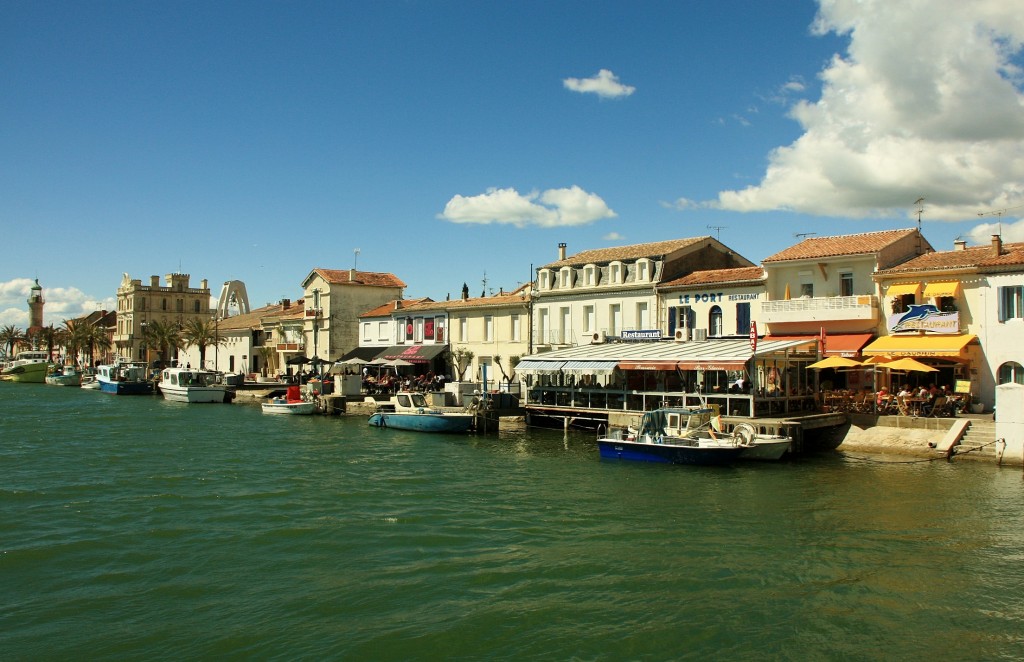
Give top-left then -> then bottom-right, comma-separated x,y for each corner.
706,225 -> 726,241
481,271 -> 489,297
353,248 -> 361,271
978,203 -> 1024,236
794,232 -> 817,239
914,197 -> 925,231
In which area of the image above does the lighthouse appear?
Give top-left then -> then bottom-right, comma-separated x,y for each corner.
27,279 -> 44,331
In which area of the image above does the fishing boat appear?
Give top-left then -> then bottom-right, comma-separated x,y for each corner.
1,350 -> 53,383
80,374 -> 100,390
45,365 -> 83,386
261,386 -> 316,414
367,391 -> 474,433
96,360 -> 154,395
159,366 -> 231,403
598,407 -> 792,465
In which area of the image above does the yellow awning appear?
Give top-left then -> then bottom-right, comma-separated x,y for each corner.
923,281 -> 960,298
861,334 -> 976,358
885,282 -> 921,297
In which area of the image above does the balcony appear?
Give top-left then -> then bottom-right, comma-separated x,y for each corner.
761,295 -> 878,325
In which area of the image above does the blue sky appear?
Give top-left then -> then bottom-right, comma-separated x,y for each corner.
3,0 -> 1023,327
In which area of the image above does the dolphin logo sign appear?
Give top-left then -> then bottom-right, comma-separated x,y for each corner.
892,304 -> 941,332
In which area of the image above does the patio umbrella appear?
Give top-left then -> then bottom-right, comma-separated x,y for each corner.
338,357 -> 368,365
807,356 -> 863,370
882,357 -> 937,372
861,355 -> 893,365
286,355 -> 311,365
383,358 -> 414,368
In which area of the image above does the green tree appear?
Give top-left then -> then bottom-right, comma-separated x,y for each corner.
38,324 -> 62,362
450,348 -> 474,381
181,318 -> 223,369
142,320 -> 182,367
257,346 -> 276,377
80,323 -> 112,368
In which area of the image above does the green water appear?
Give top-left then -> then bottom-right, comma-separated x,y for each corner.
2,381 -> 1023,660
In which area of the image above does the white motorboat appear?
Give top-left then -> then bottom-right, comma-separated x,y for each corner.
261,386 -> 316,414
159,366 -> 230,403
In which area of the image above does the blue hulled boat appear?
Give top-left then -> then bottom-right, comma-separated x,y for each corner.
96,360 -> 154,395
597,406 -> 745,466
368,391 -> 474,433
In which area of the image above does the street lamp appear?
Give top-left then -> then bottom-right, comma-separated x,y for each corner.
311,288 -> 321,375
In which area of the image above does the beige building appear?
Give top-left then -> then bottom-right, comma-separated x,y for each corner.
300,268 -> 406,364
533,237 -> 754,350
114,273 -> 212,362
658,266 -> 766,341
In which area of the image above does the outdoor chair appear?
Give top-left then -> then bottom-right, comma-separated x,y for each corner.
927,396 -> 949,418
896,395 -> 910,416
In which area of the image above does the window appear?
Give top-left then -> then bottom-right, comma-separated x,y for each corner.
636,260 -> 650,282
840,272 -> 854,297
583,266 -> 596,286
162,298 -> 168,311
510,315 -> 521,342
459,317 -> 468,342
895,293 -> 916,313
559,268 -> 573,289
435,317 -> 445,343
937,296 -> 957,313
800,283 -> 814,298
377,321 -> 388,341
414,317 -> 424,343
176,299 -> 183,312
999,285 -> 1024,321
609,304 -> 621,335
669,306 -> 695,336
610,263 -> 622,284
537,309 -> 548,343
559,307 -> 570,344
709,306 -> 723,337
583,305 -> 595,333
636,301 -> 649,329
998,361 -> 1024,385
539,270 -> 551,290
139,298 -> 146,311
735,302 -> 751,335
194,301 -> 201,313
363,323 -> 371,341
484,315 -> 493,342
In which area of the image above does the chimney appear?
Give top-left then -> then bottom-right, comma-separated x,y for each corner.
282,298 -> 290,309
150,275 -> 159,287
349,268 -> 357,282
992,234 -> 1003,256
558,242 -> 567,260
200,279 -> 208,290
954,239 -> 967,251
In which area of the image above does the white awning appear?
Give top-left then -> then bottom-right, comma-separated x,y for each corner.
561,360 -> 618,376
514,360 -> 565,375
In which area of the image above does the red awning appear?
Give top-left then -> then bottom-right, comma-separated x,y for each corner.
823,333 -> 874,358
675,360 -> 747,371
618,360 -> 679,371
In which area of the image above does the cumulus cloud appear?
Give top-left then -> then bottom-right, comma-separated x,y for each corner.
0,278 -> 115,328
438,186 -> 617,228
709,0 -> 1024,222
563,69 -> 636,99
603,232 -> 625,241
967,216 -> 1024,244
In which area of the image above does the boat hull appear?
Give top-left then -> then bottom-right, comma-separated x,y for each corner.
98,379 -> 154,395
739,439 -> 791,461
46,373 -> 82,387
597,438 -> 744,465
3,363 -> 51,383
161,385 -> 229,403
261,401 -> 316,415
368,412 -> 474,433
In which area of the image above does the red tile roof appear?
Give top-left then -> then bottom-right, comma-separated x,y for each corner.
359,298 -> 434,318
401,289 -> 531,313
660,266 -> 765,288
879,241 -> 1024,274
311,269 -> 406,288
763,229 -> 922,262
541,236 -> 709,268
217,299 -> 305,331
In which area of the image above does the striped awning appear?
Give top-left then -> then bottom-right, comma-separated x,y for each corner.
514,360 -> 565,375
561,360 -> 618,376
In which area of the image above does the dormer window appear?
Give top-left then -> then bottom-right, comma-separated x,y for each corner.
635,259 -> 651,282
539,269 -> 552,291
559,267 -> 574,289
583,264 -> 597,286
609,261 -> 623,284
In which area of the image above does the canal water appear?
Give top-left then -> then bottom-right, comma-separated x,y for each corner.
2,382 -> 1023,660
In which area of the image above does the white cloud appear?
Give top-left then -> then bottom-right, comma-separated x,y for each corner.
438,186 -> 617,228
603,232 -> 625,241
0,278 -> 115,328
660,197 -> 706,211
710,0 -> 1024,222
967,216 -> 1024,244
563,69 -> 636,99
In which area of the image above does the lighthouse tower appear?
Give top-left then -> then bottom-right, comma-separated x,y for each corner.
27,279 -> 44,331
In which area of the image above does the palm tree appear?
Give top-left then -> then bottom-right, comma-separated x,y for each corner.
181,318 -> 223,369
142,320 -> 183,367
257,346 -> 276,377
38,324 -> 61,362
80,323 -> 112,368
62,319 -> 84,365
0,324 -> 25,359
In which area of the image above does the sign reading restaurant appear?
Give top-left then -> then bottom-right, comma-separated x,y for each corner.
621,330 -> 663,341
887,305 -> 960,334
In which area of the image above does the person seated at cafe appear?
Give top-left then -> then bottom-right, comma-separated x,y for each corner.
876,387 -> 889,407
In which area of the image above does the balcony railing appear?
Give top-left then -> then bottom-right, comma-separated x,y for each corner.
761,295 -> 878,324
